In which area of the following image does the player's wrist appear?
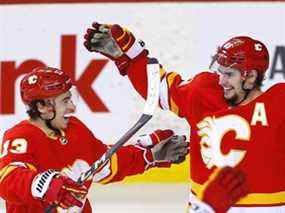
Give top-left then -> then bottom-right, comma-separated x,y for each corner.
124,39 -> 145,59
115,49 -> 148,76
31,169 -> 59,199
133,145 -> 170,170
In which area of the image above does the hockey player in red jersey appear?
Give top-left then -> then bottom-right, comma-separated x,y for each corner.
0,67 -> 190,212
83,22 -> 283,212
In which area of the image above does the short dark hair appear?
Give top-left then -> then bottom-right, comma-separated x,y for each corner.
255,73 -> 265,89
26,100 -> 45,120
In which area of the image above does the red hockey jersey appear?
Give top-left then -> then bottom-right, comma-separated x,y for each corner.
125,53 -> 285,211
194,83 -> 285,207
0,116 -> 157,212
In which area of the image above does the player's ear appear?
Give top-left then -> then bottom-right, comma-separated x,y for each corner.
36,100 -> 54,118
244,70 -> 258,90
36,101 -> 47,114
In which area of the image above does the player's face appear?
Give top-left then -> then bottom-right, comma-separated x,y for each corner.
217,66 -> 246,105
50,90 -> 76,130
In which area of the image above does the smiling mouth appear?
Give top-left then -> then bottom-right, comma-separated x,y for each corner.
223,86 -> 233,91
223,87 -> 234,94
63,113 -> 73,121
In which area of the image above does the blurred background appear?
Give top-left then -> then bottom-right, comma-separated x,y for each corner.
0,0 -> 284,212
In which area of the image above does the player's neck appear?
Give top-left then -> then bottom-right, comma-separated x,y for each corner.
239,88 -> 262,106
29,118 -> 58,138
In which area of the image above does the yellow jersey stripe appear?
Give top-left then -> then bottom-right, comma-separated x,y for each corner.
26,163 -> 37,171
0,162 -> 37,183
170,98 -> 179,115
190,179 -> 285,205
166,72 -> 180,115
159,67 -> 166,79
0,165 -> 18,183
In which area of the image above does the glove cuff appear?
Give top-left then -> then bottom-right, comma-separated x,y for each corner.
136,134 -> 155,147
115,49 -> 148,76
125,39 -> 145,59
31,169 -> 59,199
134,145 -> 156,170
134,145 -> 172,170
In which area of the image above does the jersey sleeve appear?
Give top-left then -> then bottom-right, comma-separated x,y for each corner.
0,129 -> 42,206
92,143 -> 161,184
126,53 -> 226,121
126,52 -> 194,118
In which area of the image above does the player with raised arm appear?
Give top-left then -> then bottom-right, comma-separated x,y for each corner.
84,22 -> 284,212
0,67 -> 189,212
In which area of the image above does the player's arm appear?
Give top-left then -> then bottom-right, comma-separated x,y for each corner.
0,134 -> 87,209
90,129 -> 188,184
84,22 -> 191,118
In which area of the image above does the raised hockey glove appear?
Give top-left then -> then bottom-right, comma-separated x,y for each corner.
151,135 -> 189,164
84,22 -> 146,75
201,167 -> 249,213
31,170 -> 87,209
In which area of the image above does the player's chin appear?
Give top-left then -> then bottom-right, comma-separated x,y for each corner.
225,95 -> 239,106
225,90 -> 238,102
61,117 -> 70,129
224,89 -> 233,98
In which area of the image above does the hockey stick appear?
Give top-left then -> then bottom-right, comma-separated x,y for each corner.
77,58 -> 160,184
45,58 -> 160,212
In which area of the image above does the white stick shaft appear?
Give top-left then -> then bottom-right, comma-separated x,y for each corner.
143,59 -> 160,115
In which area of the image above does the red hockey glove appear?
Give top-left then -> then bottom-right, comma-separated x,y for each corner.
201,167 -> 249,213
84,22 -> 146,75
136,129 -> 188,164
136,129 -> 174,147
31,170 -> 87,209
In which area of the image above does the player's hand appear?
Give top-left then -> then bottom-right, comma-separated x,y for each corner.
202,167 -> 249,213
151,135 -> 189,164
31,170 -> 87,209
83,22 -> 145,75
84,23 -> 123,59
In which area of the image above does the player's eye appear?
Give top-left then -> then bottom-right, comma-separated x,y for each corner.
223,72 -> 233,78
62,97 -> 71,104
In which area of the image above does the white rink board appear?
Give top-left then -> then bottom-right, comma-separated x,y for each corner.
0,183 -> 188,212
1,2 -> 285,143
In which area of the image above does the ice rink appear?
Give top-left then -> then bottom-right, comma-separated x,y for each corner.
0,183 -> 188,212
